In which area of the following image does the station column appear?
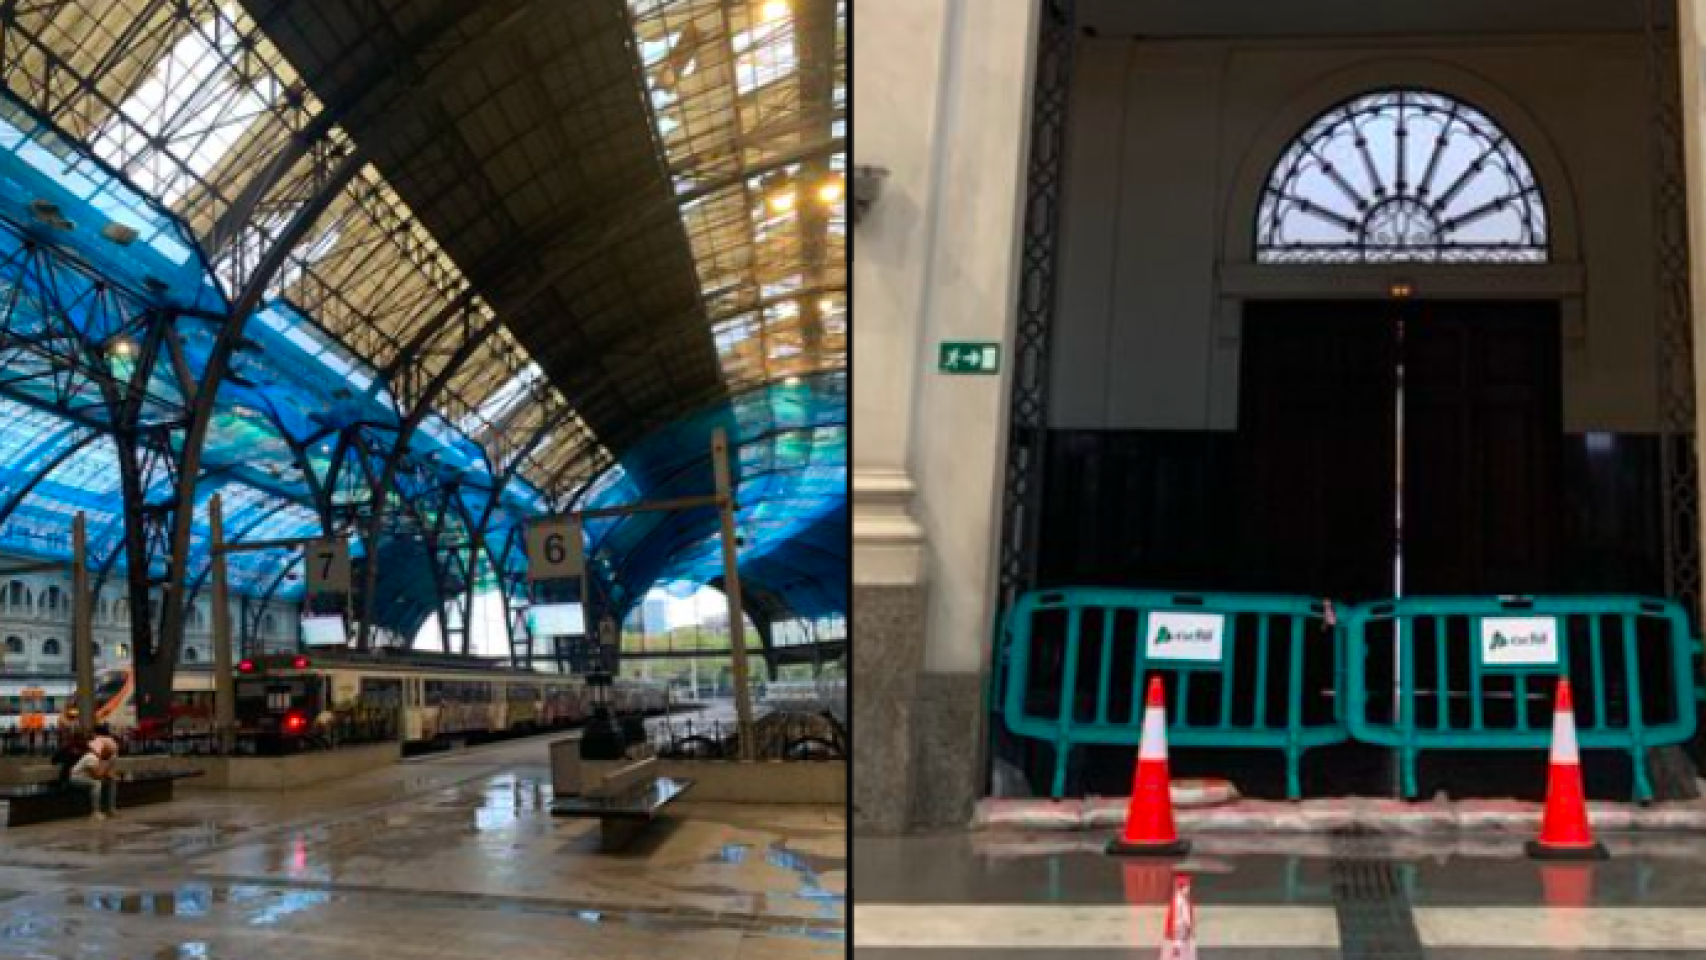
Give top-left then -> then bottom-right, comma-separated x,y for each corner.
1681,0 -> 1706,641
853,0 -> 1042,831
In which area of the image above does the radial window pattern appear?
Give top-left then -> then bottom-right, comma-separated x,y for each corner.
1256,90 -> 1548,263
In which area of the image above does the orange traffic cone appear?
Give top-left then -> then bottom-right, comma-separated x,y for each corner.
1525,680 -> 1609,861
1107,676 -> 1191,857
1157,874 -> 1197,960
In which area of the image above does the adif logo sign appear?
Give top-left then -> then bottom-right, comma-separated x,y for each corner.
1480,616 -> 1560,666
1146,612 -> 1225,663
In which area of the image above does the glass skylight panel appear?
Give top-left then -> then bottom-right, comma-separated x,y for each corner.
91,5 -> 281,209
733,18 -> 796,96
460,363 -> 541,435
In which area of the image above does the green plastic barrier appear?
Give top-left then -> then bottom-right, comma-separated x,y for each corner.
1342,595 -> 1702,802
997,588 -> 1347,799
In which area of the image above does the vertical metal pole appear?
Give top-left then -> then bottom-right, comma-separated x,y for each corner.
578,546 -> 595,672
73,513 -> 94,734
210,494 -> 235,752
713,427 -> 756,762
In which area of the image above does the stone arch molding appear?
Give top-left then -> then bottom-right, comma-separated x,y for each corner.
1222,58 -> 1582,269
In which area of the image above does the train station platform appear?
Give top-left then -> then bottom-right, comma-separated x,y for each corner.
0,733 -> 844,958
856,830 -> 1706,957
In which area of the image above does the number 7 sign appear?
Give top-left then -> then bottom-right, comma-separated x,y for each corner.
305,538 -> 351,596
526,517 -> 584,581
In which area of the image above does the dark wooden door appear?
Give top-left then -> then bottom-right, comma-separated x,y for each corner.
1239,303 -> 1397,601
1402,302 -> 1562,595
1239,300 -> 1562,599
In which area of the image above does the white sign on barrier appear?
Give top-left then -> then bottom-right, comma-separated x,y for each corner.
1479,616 -> 1560,667
1145,612 -> 1226,663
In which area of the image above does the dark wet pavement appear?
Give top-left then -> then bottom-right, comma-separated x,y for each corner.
855,830 -> 1706,957
0,735 -> 843,958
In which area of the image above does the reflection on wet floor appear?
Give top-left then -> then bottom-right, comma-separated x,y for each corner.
858,832 -> 1706,957
0,735 -> 844,959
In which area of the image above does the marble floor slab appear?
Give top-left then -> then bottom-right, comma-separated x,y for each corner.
0,733 -> 844,959
856,831 -> 1706,957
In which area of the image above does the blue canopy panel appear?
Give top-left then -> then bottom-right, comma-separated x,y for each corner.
580,372 -> 847,621
369,536 -> 442,643
0,93 -> 225,314
713,503 -> 847,619
0,133 -> 546,625
0,232 -> 189,429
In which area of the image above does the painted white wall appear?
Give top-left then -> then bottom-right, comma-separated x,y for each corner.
851,0 -> 949,480
1053,35 -> 1658,433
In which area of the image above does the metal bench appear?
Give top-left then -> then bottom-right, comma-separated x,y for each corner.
0,769 -> 205,827
550,757 -> 693,851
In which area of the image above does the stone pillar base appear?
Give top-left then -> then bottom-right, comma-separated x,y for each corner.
910,670 -> 985,829
853,583 -> 927,834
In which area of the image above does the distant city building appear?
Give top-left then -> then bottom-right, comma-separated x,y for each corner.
641,596 -> 671,636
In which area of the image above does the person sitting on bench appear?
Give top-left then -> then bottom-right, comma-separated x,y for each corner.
68,741 -> 118,821
90,723 -> 119,760
50,730 -> 88,787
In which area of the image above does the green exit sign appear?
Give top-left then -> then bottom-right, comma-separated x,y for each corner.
938,342 -> 1001,375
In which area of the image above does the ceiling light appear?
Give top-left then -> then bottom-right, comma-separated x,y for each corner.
761,0 -> 790,21
817,178 -> 844,205
767,189 -> 797,215
101,222 -> 139,246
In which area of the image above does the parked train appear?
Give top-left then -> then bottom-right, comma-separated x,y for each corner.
0,654 -> 670,748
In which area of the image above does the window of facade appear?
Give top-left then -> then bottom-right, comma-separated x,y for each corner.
1256,89 -> 1548,264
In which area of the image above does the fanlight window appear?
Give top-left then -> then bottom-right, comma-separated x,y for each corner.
1257,90 -> 1548,263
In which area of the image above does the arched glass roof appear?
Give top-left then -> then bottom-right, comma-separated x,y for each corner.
0,0 -> 847,639
576,371 -> 846,621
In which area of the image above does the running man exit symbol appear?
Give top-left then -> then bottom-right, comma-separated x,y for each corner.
938,341 -> 1000,374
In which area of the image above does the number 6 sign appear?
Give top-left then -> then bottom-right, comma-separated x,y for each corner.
305,538 -> 351,596
526,517 -> 584,581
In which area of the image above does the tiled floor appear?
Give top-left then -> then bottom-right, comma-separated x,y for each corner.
0,735 -> 844,958
856,830 -> 1706,958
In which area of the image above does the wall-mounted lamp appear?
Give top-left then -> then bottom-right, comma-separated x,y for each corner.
853,165 -> 888,226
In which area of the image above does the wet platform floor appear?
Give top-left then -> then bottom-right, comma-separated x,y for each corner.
0,734 -> 844,958
856,830 -> 1706,957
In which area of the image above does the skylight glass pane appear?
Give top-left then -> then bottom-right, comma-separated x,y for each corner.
90,5 -> 282,208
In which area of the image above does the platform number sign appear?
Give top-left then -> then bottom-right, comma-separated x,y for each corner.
527,517 -> 584,581
305,538 -> 350,596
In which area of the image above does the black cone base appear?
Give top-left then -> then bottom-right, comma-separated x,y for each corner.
1525,840 -> 1609,861
1106,837 -> 1192,858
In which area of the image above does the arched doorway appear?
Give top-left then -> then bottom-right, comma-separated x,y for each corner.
1236,89 -> 1579,603
1007,72 -> 1686,800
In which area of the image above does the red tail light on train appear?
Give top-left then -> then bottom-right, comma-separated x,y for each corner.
284,711 -> 308,734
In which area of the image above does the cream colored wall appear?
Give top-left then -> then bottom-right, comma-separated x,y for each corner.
1053,35 -> 1658,434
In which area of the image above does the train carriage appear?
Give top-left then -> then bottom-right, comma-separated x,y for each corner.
0,653 -> 669,752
